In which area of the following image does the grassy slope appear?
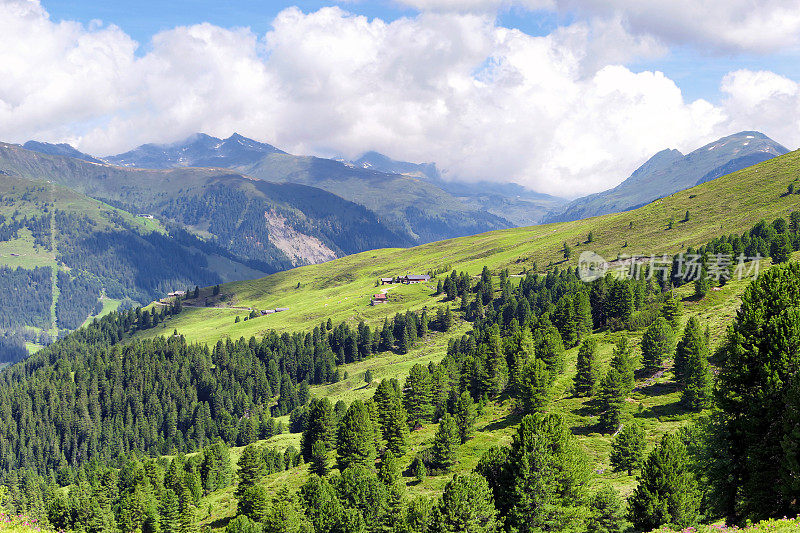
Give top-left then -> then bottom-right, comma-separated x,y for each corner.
132,150 -> 800,528
196,264 -> 766,529
137,148 -> 800,345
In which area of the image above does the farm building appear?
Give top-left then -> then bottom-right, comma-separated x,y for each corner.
371,293 -> 388,305
401,275 -> 430,284
167,290 -> 186,298
380,278 -> 394,285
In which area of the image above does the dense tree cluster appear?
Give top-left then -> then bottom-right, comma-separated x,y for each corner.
0,266 -> 52,330
55,270 -> 103,330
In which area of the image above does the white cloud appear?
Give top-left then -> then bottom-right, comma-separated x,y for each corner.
399,0 -> 800,54
720,69 -> 800,148
0,1 -> 798,197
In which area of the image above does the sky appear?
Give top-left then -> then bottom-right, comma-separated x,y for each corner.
2,0 -> 800,197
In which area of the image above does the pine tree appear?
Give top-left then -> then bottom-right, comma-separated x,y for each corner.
160,489 -> 180,533
310,440 -> 329,477
433,414 -> 460,471
682,344 -> 713,411
235,445 -> 263,505
336,400 -> 376,471
301,398 -> 335,461
587,485 -> 626,533
598,369 -> 626,432
574,338 -> 599,396
610,421 -> 646,475
641,317 -> 674,370
452,391 -> 477,444
674,316 -> 704,383
436,473 -> 501,533
239,485 -> 270,523
661,292 -> 682,329
628,433 -> 701,530
609,336 -> 635,394
403,364 -> 434,424
382,395 -> 408,455
504,413 -> 591,532
518,358 -> 551,413
177,483 -> 198,533
770,233 -> 793,263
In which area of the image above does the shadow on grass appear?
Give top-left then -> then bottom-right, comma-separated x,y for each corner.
481,410 -> 523,433
636,381 -> 679,397
637,400 -> 688,420
208,517 -> 233,530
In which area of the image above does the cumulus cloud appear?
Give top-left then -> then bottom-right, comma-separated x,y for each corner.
399,0 -> 800,53
0,0 -> 798,197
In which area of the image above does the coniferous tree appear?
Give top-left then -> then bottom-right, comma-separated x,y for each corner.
233,448 -> 262,498
713,263 -> 800,521
587,485 -> 626,533
682,344 -> 713,411
452,391 -> 477,444
674,316 -> 704,383
770,232 -> 793,263
310,440 -> 329,477
404,364 -> 434,424
574,338 -> 599,397
641,317 -> 674,370
598,369 -> 627,432
661,292 -> 682,329
518,358 -> 551,413
503,413 -> 591,532
301,398 -> 335,461
336,400 -> 376,471
433,414 -> 460,471
628,433 -> 701,530
610,421 -> 646,475
382,395 -> 409,456
435,473 -> 501,533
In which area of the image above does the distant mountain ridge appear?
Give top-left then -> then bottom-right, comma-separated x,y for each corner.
347,150 -> 567,226
104,132 -> 286,169
22,141 -> 105,164
547,131 -> 789,223
94,134 -> 513,242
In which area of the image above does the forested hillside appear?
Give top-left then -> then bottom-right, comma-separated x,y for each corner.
0,174 -> 267,356
1,205 -> 800,532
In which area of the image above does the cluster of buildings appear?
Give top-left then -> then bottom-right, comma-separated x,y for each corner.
372,274 -> 431,305
258,307 -> 289,315
379,274 -> 431,285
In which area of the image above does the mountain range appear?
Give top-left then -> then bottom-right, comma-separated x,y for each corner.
546,131 -> 789,222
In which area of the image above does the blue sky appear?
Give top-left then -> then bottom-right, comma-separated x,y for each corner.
5,0 -> 800,195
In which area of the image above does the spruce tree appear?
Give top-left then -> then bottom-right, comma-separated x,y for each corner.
628,433 -> 701,530
641,317 -> 674,370
681,344 -> 713,411
610,421 -> 646,475
574,337 -> 599,396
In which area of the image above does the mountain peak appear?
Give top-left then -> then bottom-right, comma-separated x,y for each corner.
105,133 -> 285,169
22,140 -> 104,164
